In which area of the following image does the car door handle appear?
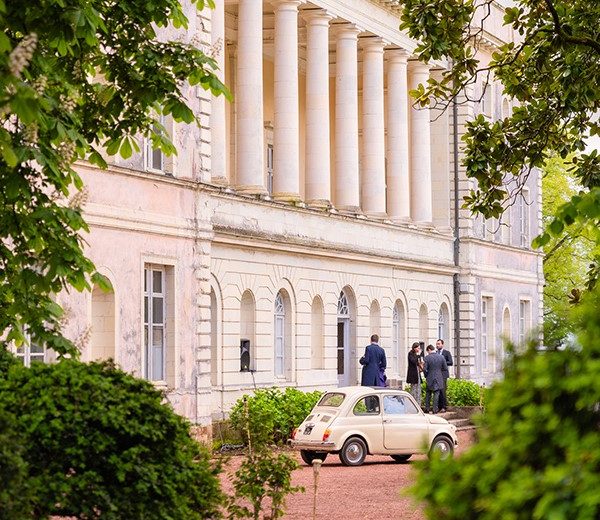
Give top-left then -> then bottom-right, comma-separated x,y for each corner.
383,419 -> 392,423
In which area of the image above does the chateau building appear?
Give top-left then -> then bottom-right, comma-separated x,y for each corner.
21,0 -> 542,429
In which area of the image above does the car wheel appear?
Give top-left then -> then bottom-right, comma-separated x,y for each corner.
300,450 -> 328,465
391,454 -> 412,463
429,436 -> 454,460
339,437 -> 367,466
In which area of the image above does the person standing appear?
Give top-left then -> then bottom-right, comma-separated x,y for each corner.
423,344 -> 447,414
436,339 -> 453,412
406,342 -> 423,405
360,334 -> 387,387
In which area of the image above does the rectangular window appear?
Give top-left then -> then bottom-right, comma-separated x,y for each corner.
481,297 -> 494,373
519,299 -> 531,344
145,114 -> 166,173
15,339 -> 46,367
266,143 -> 274,195
518,188 -> 530,247
480,82 -> 493,118
144,266 -> 166,381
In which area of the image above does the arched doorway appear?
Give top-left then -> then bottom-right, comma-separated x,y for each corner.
337,289 -> 356,386
90,285 -> 115,362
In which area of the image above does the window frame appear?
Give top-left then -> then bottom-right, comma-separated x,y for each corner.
14,337 -> 47,367
518,187 -> 530,248
145,113 -> 167,174
144,265 -> 167,382
480,296 -> 494,373
274,292 -> 285,378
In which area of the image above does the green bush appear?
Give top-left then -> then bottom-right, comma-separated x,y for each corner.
420,378 -> 484,407
229,387 -> 322,444
446,378 -> 484,406
412,287 -> 600,519
0,357 -> 223,520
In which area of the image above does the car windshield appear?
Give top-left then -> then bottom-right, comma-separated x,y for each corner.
317,392 -> 345,407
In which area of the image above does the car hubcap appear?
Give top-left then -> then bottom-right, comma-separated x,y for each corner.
434,441 -> 450,458
346,443 -> 363,463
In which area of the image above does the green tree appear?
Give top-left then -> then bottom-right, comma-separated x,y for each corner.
400,0 -> 600,286
541,156 -> 595,346
411,286 -> 600,519
0,0 -> 227,356
0,356 -> 223,519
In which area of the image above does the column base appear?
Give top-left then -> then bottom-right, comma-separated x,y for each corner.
211,176 -> 229,186
272,192 -> 302,203
235,185 -> 269,196
306,199 -> 333,210
337,205 -> 362,215
388,216 -> 412,225
414,220 -> 435,231
364,211 -> 388,220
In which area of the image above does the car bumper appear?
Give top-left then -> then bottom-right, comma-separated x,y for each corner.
289,440 -> 337,451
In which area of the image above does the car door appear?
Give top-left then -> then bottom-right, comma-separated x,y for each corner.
336,394 -> 383,452
382,394 -> 429,451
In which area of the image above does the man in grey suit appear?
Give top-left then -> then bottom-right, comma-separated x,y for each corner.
423,344 -> 448,414
436,338 -> 453,412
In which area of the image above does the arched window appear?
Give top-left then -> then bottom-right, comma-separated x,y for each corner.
338,291 -> 349,316
311,296 -> 324,369
240,290 -> 256,372
369,300 -> 381,334
419,304 -> 429,345
392,302 -> 406,376
274,292 -> 285,377
438,303 -> 450,343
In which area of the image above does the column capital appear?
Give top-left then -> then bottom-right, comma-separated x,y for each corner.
334,23 -> 361,39
360,36 -> 385,52
271,0 -> 302,10
302,8 -> 333,24
386,47 -> 411,63
408,60 -> 433,74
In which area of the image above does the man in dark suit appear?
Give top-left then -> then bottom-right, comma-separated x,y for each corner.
423,344 -> 448,413
359,334 -> 387,387
436,339 -> 454,412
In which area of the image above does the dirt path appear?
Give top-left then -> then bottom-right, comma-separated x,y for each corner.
221,429 -> 474,520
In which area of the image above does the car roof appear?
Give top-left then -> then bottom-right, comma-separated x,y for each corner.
323,386 -> 412,397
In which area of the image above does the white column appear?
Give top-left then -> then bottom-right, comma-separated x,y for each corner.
409,62 -> 433,224
335,25 -> 361,211
211,0 -> 227,184
386,49 -> 410,221
304,9 -> 332,207
236,0 -> 266,194
272,0 -> 301,201
361,38 -> 386,217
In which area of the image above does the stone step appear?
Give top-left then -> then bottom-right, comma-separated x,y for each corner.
449,418 -> 472,429
437,411 -> 460,420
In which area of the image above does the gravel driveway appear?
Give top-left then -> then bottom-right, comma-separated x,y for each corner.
221,429 -> 474,520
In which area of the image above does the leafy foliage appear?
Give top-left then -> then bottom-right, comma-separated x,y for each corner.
0,0 -> 227,356
541,156 -> 597,346
412,287 -> 600,519
226,393 -> 303,520
445,378 -> 484,407
401,0 -> 600,287
0,408 -> 31,520
0,357 -> 223,519
229,387 -> 323,445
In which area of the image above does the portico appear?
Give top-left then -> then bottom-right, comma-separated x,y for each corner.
212,0 -> 447,227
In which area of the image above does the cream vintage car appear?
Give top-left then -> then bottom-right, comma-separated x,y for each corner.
290,386 -> 457,466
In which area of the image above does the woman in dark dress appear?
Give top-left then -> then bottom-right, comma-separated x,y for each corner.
406,342 -> 423,405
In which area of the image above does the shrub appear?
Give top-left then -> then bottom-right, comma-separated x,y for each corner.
411,287 -> 600,519
0,357 -> 223,520
229,387 -> 322,444
446,378 -> 484,406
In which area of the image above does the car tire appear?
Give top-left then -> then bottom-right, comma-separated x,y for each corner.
300,450 -> 328,465
429,435 -> 454,460
339,437 -> 368,466
390,454 -> 412,463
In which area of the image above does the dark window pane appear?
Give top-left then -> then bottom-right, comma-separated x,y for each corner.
152,270 -> 162,293
152,297 -> 163,324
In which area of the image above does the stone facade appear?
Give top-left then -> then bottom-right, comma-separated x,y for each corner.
51,0 -> 542,427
